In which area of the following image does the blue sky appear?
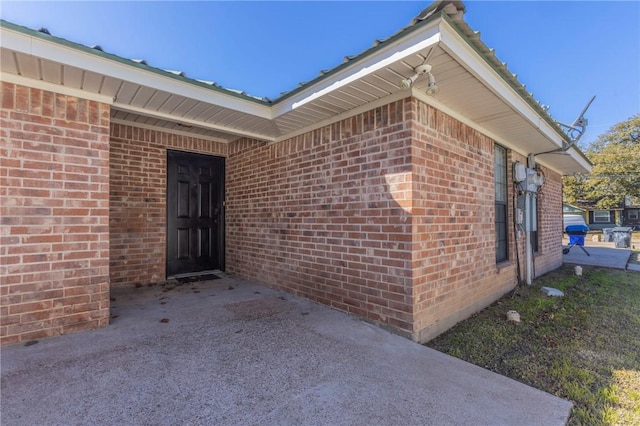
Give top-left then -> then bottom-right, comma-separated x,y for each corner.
1,1 -> 638,147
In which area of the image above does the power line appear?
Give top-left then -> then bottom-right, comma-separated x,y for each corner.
584,152 -> 626,157
590,162 -> 640,165
569,175 -> 640,179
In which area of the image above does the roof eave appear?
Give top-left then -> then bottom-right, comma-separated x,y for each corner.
434,15 -> 590,174
0,20 -> 273,109
438,12 -> 592,171
0,2 -> 595,176
271,18 -> 442,118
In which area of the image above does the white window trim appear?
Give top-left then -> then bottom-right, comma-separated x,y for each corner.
593,211 -> 610,222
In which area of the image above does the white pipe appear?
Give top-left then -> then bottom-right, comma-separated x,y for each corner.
525,192 -> 533,285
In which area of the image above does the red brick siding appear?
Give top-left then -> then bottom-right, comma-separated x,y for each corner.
0,82 -> 568,346
226,100 -> 415,333
226,98 -> 566,341
109,124 -> 227,286
533,164 -> 563,275
0,82 -> 110,345
508,152 -> 563,278
410,99 -> 516,340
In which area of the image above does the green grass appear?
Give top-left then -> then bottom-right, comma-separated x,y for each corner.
426,265 -> 640,425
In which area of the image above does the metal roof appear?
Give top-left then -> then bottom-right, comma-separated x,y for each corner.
0,1 -> 591,174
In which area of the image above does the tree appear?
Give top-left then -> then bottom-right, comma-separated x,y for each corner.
563,114 -> 640,209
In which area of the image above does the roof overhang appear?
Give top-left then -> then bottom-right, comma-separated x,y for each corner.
0,1 -> 591,175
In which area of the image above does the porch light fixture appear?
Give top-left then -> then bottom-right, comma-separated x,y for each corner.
399,72 -> 421,89
426,72 -> 439,96
399,64 -> 432,88
398,64 -> 439,96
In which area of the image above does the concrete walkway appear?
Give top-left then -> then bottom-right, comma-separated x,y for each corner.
562,240 -> 633,270
1,276 -> 572,425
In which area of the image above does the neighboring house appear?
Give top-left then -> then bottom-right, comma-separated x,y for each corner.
568,197 -> 639,231
0,1 -> 591,345
573,201 -> 623,231
587,209 -> 621,230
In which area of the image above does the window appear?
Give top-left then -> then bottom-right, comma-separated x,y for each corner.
495,144 -> 508,262
629,210 -> 639,220
594,211 -> 610,223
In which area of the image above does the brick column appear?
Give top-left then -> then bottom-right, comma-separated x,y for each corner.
0,82 -> 111,345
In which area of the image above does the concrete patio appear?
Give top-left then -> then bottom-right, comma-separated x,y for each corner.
1,275 -> 572,425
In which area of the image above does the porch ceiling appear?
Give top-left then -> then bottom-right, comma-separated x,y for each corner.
0,2 -> 590,175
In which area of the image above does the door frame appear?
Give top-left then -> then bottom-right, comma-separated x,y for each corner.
165,149 -> 225,278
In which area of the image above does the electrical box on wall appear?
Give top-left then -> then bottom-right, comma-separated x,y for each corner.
517,195 -> 530,232
513,162 -> 526,183
527,169 -> 544,192
517,194 -> 526,226
525,168 -> 539,192
514,161 -> 544,193
517,194 -> 538,232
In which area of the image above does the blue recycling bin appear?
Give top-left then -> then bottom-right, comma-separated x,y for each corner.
563,224 -> 590,255
569,234 -> 585,246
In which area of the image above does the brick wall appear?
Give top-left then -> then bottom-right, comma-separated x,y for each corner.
109,124 -> 227,286
533,164 -> 564,276
409,101 -> 564,341
0,82 -> 110,345
409,99 -> 514,341
227,100 -> 416,334
109,105 -> 564,341
507,152 -> 564,278
0,83 -> 569,345
226,98 -> 566,341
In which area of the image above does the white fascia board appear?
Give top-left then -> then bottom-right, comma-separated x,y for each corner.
115,103 -> 276,142
1,72 -> 114,104
1,27 -> 271,119
275,90 -> 410,144
438,20 -> 567,151
271,20 -> 442,118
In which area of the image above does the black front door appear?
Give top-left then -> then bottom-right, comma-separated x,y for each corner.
166,150 -> 224,277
